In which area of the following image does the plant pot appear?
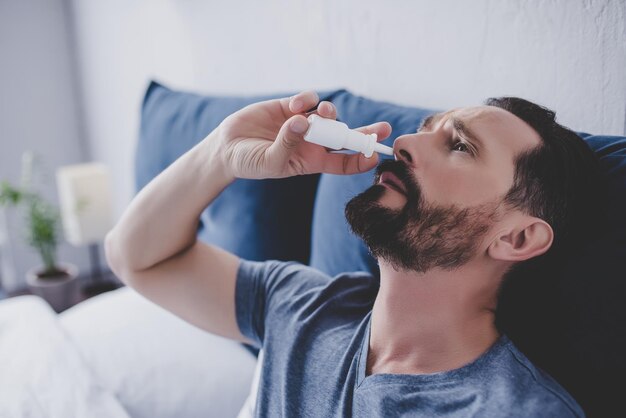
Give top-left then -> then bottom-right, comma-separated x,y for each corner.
25,262 -> 80,313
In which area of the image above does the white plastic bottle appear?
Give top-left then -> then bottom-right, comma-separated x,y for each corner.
303,114 -> 394,158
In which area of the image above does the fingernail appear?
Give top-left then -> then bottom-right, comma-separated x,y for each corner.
291,118 -> 307,133
292,99 -> 302,112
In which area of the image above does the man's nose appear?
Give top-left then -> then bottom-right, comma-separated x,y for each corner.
393,133 -> 422,166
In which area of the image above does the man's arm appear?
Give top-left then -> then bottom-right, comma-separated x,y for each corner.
105,91 -> 389,344
104,132 -> 253,342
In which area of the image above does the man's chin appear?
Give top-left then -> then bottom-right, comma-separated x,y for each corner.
345,187 -> 405,253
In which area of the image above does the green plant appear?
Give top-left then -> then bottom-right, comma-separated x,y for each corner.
0,181 -> 63,277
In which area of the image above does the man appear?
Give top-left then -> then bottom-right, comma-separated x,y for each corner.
106,91 -> 600,417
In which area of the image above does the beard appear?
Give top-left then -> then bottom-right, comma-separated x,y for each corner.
345,160 -> 500,273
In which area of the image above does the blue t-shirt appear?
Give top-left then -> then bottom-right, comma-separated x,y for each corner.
235,260 -> 584,417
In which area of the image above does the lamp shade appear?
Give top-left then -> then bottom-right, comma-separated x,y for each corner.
56,163 -> 113,246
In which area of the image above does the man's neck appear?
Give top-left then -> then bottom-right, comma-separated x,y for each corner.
367,259 -> 502,376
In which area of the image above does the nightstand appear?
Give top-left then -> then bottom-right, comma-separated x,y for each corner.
4,270 -> 124,313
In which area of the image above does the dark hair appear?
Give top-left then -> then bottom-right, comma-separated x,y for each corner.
489,97 -> 608,411
488,96 -> 606,337
485,97 -> 604,260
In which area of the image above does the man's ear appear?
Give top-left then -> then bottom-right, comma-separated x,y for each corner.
488,217 -> 554,262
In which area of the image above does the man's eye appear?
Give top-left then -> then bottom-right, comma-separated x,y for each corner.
451,140 -> 470,153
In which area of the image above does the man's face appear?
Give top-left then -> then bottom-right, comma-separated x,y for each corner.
345,106 -> 541,273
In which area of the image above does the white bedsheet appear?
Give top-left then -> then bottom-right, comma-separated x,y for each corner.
58,287 -> 257,418
0,295 -> 130,418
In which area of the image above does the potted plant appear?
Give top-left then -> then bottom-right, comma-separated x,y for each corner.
0,164 -> 79,312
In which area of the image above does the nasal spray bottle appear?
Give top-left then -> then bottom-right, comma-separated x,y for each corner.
303,114 -> 394,158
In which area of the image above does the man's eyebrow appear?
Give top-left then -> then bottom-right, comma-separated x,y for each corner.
418,112 -> 484,151
418,112 -> 445,131
451,117 -> 483,150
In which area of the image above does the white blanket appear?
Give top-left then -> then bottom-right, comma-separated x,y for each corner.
0,295 -> 130,418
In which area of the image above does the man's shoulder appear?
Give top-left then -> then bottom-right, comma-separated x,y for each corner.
239,259 -> 378,298
493,337 -> 585,417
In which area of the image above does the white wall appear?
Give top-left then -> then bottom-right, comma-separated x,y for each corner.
0,0 -> 92,291
68,0 -> 626,221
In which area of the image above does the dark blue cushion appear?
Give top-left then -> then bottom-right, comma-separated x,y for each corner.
310,91 -> 438,277
137,81 -> 340,264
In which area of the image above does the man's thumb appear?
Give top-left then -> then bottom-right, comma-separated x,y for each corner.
275,115 -> 309,151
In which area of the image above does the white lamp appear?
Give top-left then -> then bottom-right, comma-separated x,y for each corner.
56,163 -> 117,295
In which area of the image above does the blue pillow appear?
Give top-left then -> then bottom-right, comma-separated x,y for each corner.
136,81 -> 340,264
312,90 -> 626,416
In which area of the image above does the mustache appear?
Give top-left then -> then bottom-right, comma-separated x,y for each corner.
374,160 -> 420,199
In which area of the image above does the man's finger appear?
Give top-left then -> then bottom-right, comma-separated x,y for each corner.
271,114 -> 309,153
355,121 -> 393,142
322,151 -> 379,176
316,101 -> 337,120
279,91 -> 319,116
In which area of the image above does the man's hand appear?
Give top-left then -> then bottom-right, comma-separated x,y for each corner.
106,91 -> 391,344
212,91 -> 392,179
